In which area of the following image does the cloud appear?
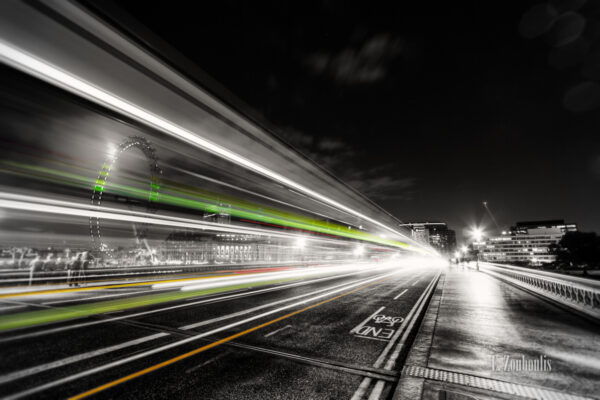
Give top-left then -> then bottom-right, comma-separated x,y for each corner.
278,128 -> 314,148
278,129 -> 356,168
317,137 -> 347,151
277,129 -> 414,200
305,34 -> 404,84
345,165 -> 416,201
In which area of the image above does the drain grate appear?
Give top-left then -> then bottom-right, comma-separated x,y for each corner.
402,365 -> 595,400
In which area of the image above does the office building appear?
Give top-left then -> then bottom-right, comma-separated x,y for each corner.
481,219 -> 577,265
404,222 -> 457,254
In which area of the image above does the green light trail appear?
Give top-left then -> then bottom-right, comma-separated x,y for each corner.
0,275 -> 315,332
0,159 -> 423,252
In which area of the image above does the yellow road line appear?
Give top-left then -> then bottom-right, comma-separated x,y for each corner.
68,276 -> 388,399
0,274 -> 237,299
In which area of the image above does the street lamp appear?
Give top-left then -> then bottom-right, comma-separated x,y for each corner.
468,226 -> 485,270
470,227 -> 484,242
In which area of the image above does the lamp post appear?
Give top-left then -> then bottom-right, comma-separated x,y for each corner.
468,227 -> 484,270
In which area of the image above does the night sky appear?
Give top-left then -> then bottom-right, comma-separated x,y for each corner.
117,0 -> 600,241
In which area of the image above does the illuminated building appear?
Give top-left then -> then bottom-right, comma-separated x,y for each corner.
403,222 -> 457,254
480,220 -> 578,265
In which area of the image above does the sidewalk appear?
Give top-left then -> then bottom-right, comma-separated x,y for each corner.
394,267 -> 600,400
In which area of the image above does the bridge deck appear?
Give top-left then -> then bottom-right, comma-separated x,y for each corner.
395,266 -> 600,400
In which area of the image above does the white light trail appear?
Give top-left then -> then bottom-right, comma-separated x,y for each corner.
3,269 -> 403,400
172,263 -> 395,292
0,192 -> 338,245
0,40 -> 429,253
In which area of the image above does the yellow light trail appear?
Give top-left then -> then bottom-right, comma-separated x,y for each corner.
0,274 -> 233,299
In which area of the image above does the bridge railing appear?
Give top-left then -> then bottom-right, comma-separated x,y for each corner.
478,262 -> 600,322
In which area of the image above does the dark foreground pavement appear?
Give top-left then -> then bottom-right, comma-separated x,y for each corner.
0,263 -> 440,399
395,266 -> 600,400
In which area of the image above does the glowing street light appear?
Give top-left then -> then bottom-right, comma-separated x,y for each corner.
461,245 -> 468,253
468,227 -> 485,270
469,227 -> 484,242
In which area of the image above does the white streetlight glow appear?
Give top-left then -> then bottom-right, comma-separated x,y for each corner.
470,227 -> 484,242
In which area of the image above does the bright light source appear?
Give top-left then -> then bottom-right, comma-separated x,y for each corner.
469,227 -> 484,242
461,245 -> 468,253
353,245 -> 365,257
107,143 -> 117,159
454,251 -> 461,258
295,237 -> 306,248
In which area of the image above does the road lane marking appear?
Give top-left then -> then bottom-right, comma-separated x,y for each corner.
355,335 -> 390,343
0,298 -> 51,309
353,312 -> 404,341
67,272 -> 396,400
1,271 -> 395,398
393,289 -> 408,300
350,306 -> 385,334
0,333 -> 168,385
351,272 -> 440,400
0,269 -> 369,343
180,276 -> 372,330
410,278 -> 421,286
264,324 -> 292,337
0,270 -> 400,385
0,274 -> 377,385
0,267 -> 421,392
0,304 -> 27,312
185,351 -> 230,374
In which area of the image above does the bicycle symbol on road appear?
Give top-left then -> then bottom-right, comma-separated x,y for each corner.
372,314 -> 404,327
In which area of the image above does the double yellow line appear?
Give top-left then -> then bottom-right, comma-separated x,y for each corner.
69,276 -> 389,399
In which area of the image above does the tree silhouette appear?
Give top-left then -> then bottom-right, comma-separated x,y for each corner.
550,232 -> 600,273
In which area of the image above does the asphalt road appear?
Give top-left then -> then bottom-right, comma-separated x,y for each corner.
0,262 -> 440,399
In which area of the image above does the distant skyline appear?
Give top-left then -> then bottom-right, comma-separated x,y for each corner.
118,1 -> 600,241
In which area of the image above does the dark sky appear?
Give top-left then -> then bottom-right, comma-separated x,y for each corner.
117,0 -> 600,241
